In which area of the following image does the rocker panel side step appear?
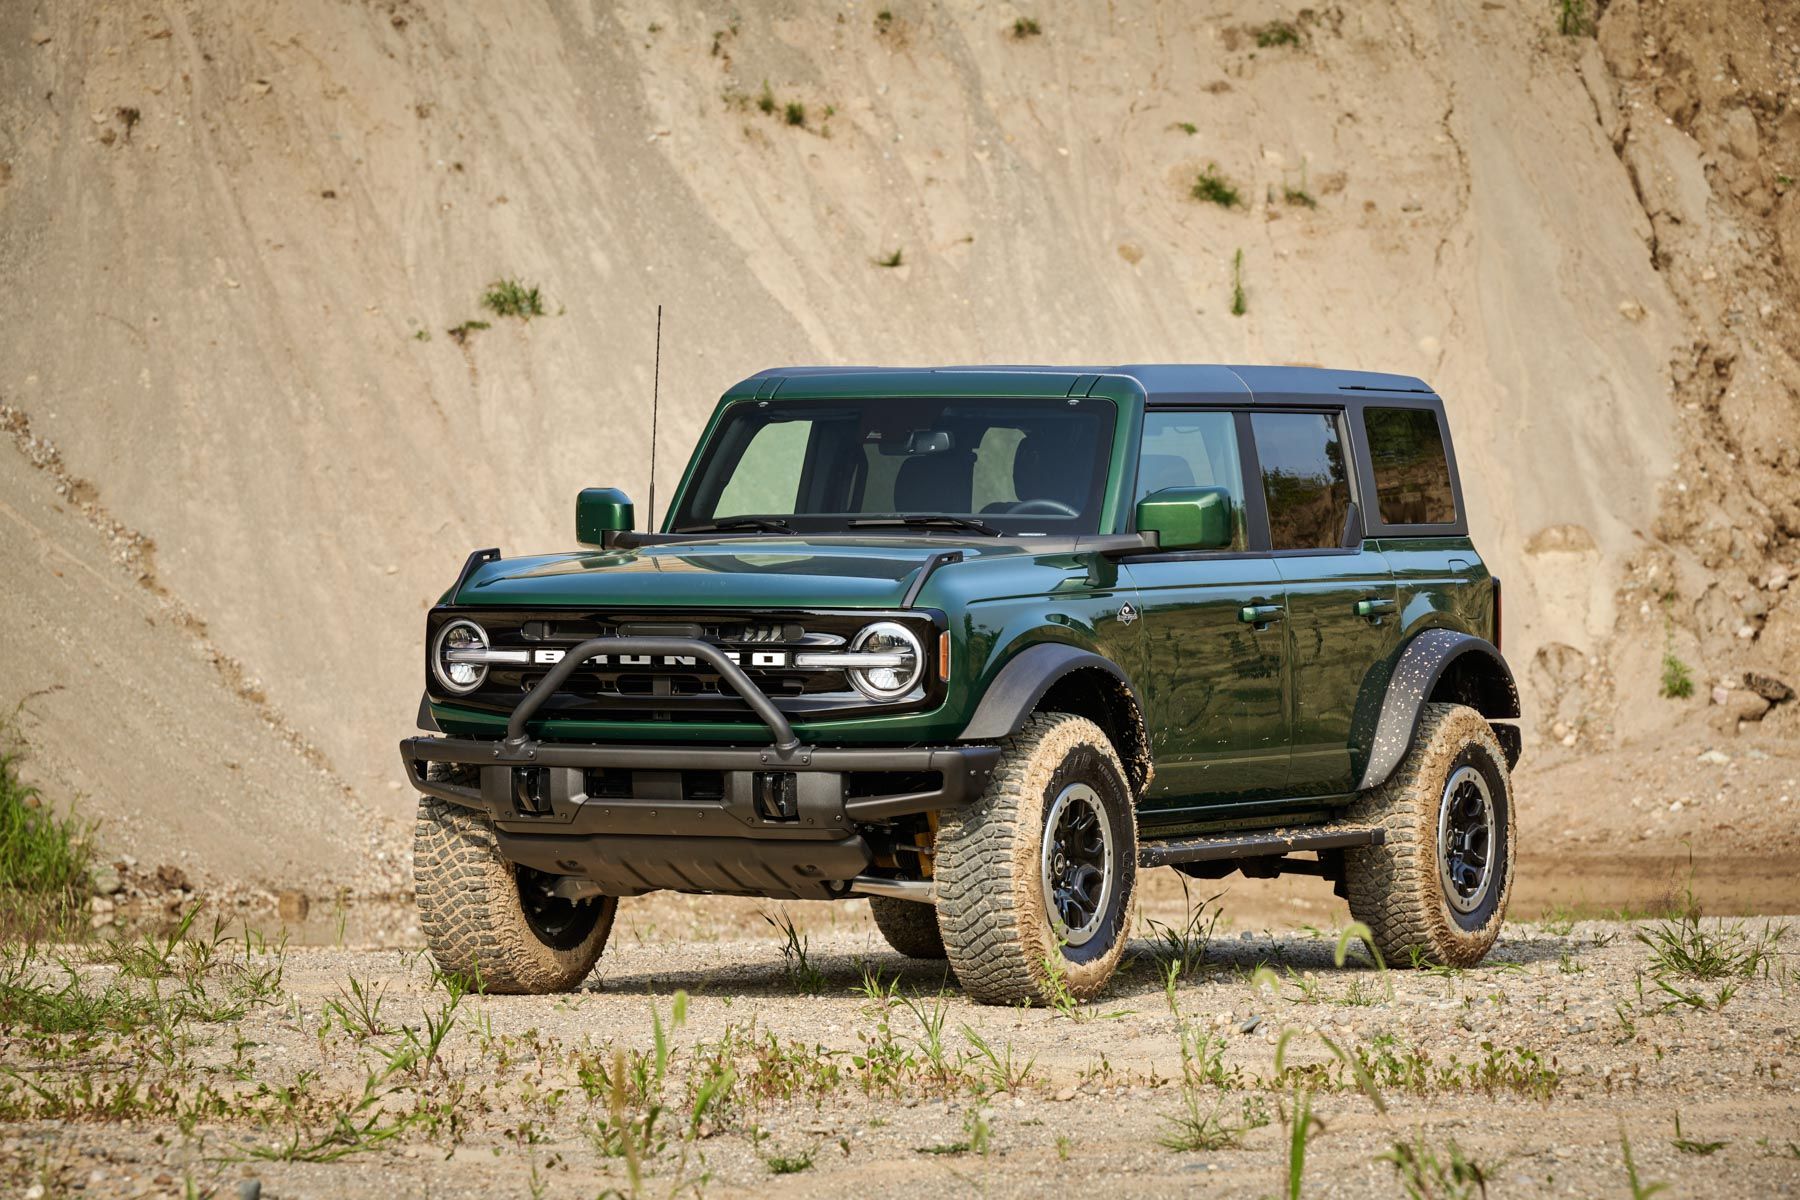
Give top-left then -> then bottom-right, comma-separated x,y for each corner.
1139,825 -> 1385,869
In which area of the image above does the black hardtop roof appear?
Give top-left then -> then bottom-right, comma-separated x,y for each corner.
736,363 -> 1438,407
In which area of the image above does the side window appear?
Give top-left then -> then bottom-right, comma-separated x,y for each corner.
1137,411 -> 1248,550
1363,407 -> 1456,525
713,419 -> 812,517
1251,412 -> 1351,550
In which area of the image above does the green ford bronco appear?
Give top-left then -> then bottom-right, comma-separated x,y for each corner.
401,365 -> 1519,1005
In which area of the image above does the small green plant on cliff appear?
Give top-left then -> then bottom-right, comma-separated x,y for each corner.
1012,17 -> 1041,39
446,319 -> 490,345
480,279 -> 546,320
1283,163 -> 1317,208
1192,163 -> 1241,208
1230,249 -> 1248,317
1256,21 -> 1301,48
875,248 -> 904,268
784,101 -> 807,127
1657,593 -> 1692,698
1557,0 -> 1593,37
1659,652 -> 1692,698
0,719 -> 94,936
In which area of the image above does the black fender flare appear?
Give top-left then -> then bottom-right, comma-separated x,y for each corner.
1357,629 -> 1520,792
958,643 -> 1145,743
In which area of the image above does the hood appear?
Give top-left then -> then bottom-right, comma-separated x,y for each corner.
452,537 -> 1023,609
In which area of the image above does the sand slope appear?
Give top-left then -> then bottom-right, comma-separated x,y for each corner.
0,1 -> 1794,882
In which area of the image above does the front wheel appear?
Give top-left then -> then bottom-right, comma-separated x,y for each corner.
414,765 -> 616,993
934,713 -> 1138,1005
1343,703 -> 1514,967
868,895 -> 946,959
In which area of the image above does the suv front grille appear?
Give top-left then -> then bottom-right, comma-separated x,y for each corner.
425,608 -> 941,724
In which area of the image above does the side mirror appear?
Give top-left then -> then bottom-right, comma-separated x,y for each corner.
1136,486 -> 1234,551
576,487 -> 635,547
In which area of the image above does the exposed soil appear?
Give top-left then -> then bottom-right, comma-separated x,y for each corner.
0,0 -> 1794,859
4,899 -> 1796,1198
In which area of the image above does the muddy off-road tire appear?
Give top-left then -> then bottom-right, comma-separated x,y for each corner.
414,764 -> 616,993
935,713 -> 1138,1005
1344,702 -> 1514,967
868,895 -> 947,959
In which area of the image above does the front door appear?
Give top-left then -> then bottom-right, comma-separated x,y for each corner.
1122,410 -> 1289,819
1249,410 -> 1400,796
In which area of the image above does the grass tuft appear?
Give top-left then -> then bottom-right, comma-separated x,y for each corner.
1191,163 -> 1242,208
763,1145 -> 817,1174
1011,17 -> 1042,39
1659,652 -> 1693,699
1230,248 -> 1247,317
784,100 -> 806,127
1256,21 -> 1301,48
0,721 -> 95,938
446,319 -> 490,345
480,279 -> 545,320
1636,908 -> 1785,980
875,248 -> 904,269
1379,1133 -> 1490,1199
1669,1113 -> 1728,1156
763,911 -> 826,995
1557,0 -> 1593,37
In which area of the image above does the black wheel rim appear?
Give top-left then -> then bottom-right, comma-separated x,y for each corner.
1040,783 -> 1115,947
515,867 -> 603,951
1437,765 -> 1495,914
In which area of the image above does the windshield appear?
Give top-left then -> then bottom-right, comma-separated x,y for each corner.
671,396 -> 1117,536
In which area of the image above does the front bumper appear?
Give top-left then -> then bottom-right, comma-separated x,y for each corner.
403,631 -> 999,900
398,736 -> 1000,900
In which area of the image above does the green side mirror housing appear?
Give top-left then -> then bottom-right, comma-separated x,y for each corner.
1136,485 -> 1234,551
576,487 -> 635,547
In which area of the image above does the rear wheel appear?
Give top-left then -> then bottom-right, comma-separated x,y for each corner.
1343,703 -> 1514,967
934,713 -> 1137,1005
867,895 -> 946,959
414,764 -> 616,993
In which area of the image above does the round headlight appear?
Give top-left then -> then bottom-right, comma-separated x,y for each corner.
848,621 -> 923,700
433,619 -> 490,694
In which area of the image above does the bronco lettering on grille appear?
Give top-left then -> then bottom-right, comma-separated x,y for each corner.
530,648 -> 791,668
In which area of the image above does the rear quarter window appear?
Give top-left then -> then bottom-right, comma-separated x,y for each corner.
1362,407 -> 1456,525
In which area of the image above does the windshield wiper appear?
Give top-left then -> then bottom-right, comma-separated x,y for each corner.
677,516 -> 797,534
849,515 -> 1003,537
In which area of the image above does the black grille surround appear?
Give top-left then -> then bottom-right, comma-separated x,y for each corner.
424,607 -> 946,723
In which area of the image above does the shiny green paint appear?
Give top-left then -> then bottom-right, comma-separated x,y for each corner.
1118,555 -> 1288,810
429,370 -> 1497,827
1136,486 -> 1233,551
1276,549 -> 1402,795
1373,537 -> 1494,644
454,539 -> 992,610
575,488 -> 635,546
434,544 -> 1141,748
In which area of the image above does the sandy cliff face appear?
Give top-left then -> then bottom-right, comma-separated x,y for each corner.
0,1 -> 1791,884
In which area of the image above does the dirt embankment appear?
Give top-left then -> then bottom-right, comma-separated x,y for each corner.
0,2 -> 1795,889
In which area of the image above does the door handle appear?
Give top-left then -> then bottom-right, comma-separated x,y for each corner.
1238,604 -> 1284,625
1355,598 -> 1397,619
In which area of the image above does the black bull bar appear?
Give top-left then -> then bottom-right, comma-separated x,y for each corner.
399,636 -> 999,899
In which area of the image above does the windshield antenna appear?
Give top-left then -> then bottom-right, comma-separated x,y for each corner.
648,304 -> 663,531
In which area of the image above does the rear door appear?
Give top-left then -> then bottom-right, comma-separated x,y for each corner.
1121,410 -> 1289,818
1249,410 -> 1399,797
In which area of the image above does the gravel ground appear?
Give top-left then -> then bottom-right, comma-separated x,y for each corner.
4,895 -> 1798,1199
